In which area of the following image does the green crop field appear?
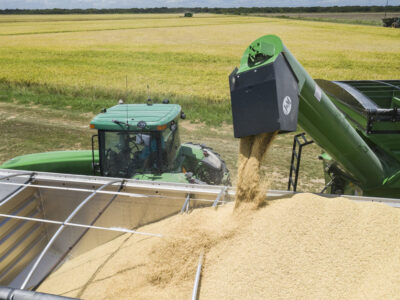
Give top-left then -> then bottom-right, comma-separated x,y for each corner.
0,13 -> 399,192
0,13 -> 398,121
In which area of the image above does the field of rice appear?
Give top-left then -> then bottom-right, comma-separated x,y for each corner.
0,13 -> 399,107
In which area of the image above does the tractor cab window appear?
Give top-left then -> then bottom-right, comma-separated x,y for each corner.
99,131 -> 165,178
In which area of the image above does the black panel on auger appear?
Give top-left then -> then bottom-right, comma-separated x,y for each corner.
229,54 -> 299,138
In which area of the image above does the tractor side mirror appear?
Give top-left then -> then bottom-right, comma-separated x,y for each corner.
170,121 -> 177,132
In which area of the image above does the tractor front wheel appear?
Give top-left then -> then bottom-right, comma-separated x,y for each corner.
193,144 -> 231,186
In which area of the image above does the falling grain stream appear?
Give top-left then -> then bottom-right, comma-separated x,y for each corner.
235,132 -> 278,207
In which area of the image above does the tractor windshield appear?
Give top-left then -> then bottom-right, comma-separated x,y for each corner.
98,127 -> 179,178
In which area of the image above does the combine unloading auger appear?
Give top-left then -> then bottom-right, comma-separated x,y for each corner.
229,35 -> 400,197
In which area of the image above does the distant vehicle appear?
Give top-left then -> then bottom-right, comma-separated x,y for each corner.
382,17 -> 400,28
184,12 -> 193,17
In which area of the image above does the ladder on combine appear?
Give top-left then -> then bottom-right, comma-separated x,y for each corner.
288,133 -> 314,192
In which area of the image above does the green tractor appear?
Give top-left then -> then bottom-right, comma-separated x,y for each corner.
0,101 -> 230,185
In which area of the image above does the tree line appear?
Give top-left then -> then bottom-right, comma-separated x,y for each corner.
0,6 -> 399,15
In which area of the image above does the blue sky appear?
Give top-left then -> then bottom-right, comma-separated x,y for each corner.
0,0 -> 399,9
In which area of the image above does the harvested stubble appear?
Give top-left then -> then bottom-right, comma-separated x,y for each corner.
39,193 -> 400,299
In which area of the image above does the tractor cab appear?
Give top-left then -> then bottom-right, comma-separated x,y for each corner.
90,102 -> 183,178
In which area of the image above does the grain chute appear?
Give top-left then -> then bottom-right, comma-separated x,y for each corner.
229,34 -> 400,197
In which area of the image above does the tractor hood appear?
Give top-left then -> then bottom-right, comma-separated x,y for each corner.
0,150 -> 98,175
0,151 -> 194,184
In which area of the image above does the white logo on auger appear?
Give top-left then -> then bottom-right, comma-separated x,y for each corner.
283,96 -> 292,115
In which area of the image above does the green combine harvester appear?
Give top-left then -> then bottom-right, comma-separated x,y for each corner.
229,35 -> 400,198
0,101 -> 230,185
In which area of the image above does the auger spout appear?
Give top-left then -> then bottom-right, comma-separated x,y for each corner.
229,35 -> 387,190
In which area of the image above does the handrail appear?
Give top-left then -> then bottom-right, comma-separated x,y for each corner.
0,172 -> 36,181
0,213 -> 162,237
0,181 -> 230,204
0,181 -> 151,199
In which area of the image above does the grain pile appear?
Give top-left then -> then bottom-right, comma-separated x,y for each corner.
235,132 -> 277,207
39,193 -> 400,299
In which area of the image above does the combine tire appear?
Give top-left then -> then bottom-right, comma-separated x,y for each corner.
205,147 -> 231,186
